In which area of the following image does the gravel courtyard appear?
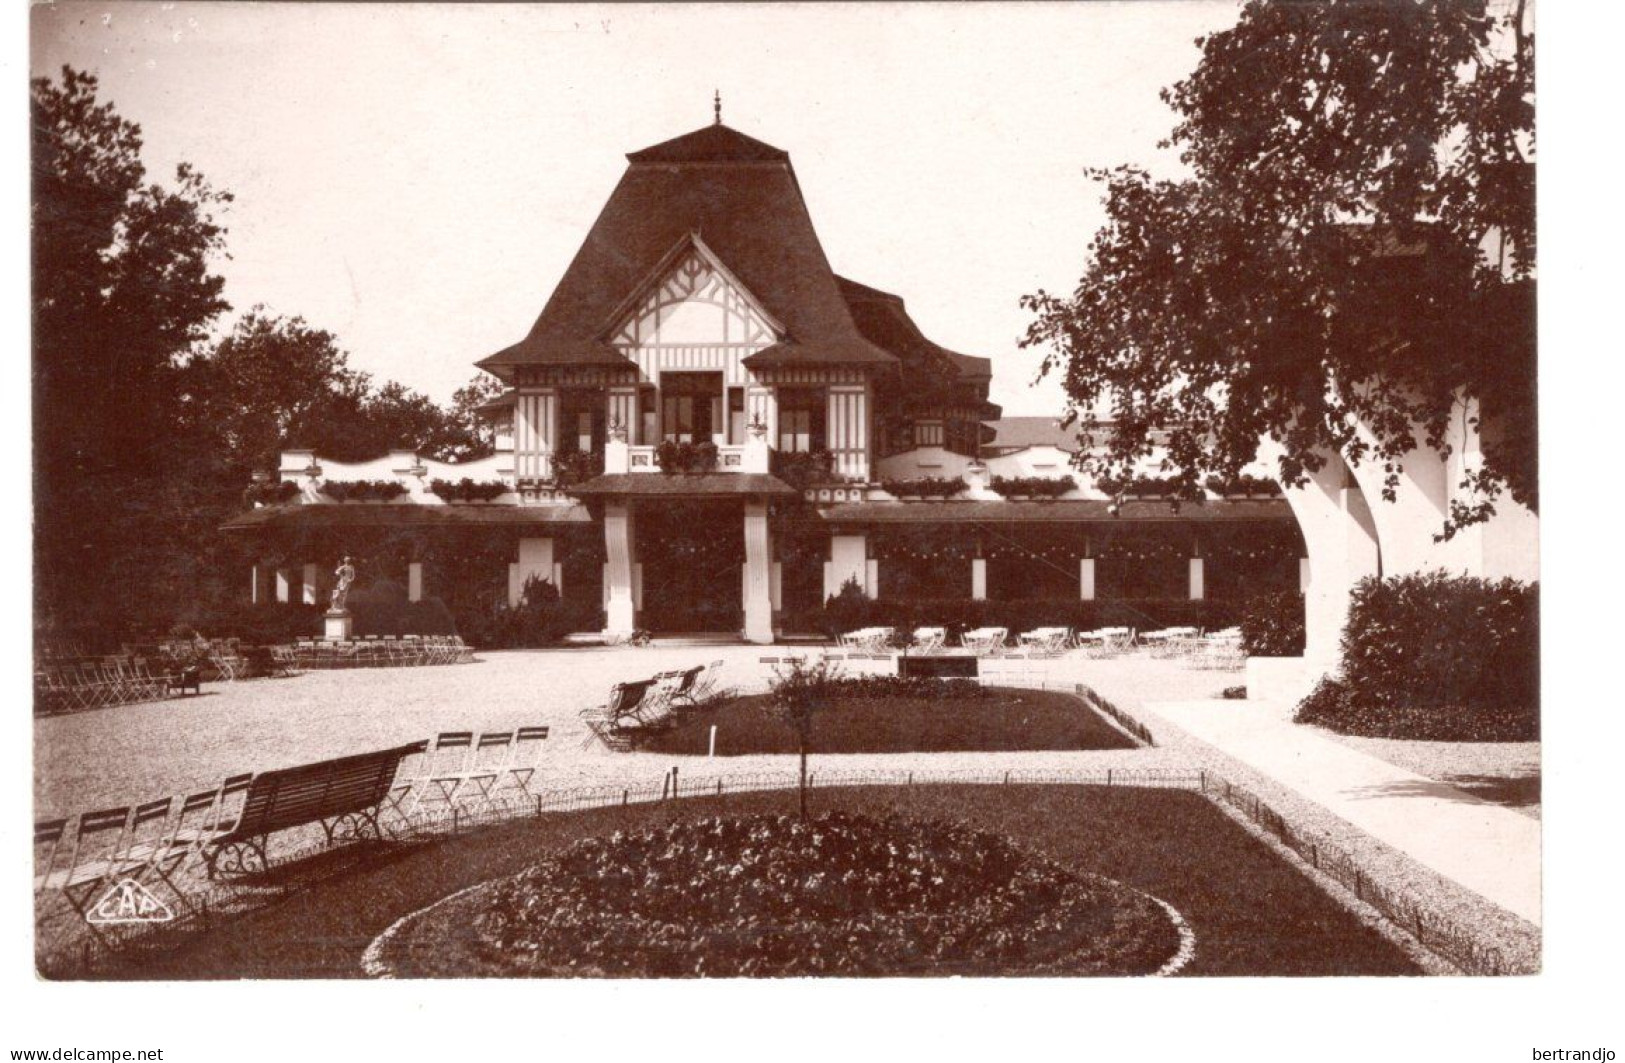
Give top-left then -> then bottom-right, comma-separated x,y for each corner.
34,647 -> 1196,818
34,646 -> 1543,971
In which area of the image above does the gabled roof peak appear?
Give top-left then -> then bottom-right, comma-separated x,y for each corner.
627,123 -> 790,165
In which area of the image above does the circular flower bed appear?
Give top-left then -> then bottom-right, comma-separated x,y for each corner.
374,812 -> 1184,977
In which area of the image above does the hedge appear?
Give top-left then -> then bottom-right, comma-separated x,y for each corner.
1240,591 -> 1306,656
169,602 -> 324,644
1294,571 -> 1539,741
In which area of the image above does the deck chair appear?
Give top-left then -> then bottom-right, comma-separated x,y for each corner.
664,666 -> 708,709
960,627 -> 1008,656
910,627 -> 946,654
580,679 -> 657,748
690,660 -> 726,703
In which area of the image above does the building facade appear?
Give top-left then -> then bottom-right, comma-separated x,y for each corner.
224,117 -> 1304,643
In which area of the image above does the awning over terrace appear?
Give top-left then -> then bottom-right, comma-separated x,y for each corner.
220,502 -> 594,532
814,500 -> 1294,523
564,473 -> 800,498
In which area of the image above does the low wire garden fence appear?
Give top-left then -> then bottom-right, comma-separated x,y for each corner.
41,752 -> 1509,978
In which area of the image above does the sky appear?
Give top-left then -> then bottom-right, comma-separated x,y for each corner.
31,1 -> 1244,417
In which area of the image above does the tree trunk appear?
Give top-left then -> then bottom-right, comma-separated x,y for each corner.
798,731 -> 809,821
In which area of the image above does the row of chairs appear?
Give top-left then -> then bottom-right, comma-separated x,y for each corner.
34,658 -> 197,715
153,638 -> 248,682
390,726 -> 551,819
580,661 -> 726,746
35,724 -> 554,934
35,773 -> 254,940
834,623 -> 1244,668
287,635 -> 474,669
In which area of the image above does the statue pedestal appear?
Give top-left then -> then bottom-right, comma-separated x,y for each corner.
324,610 -> 353,640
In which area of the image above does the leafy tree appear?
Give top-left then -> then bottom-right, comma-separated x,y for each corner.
447,372 -> 507,461
33,66 -> 232,638
1022,0 -> 1534,534
184,310 -> 491,474
767,656 -> 840,820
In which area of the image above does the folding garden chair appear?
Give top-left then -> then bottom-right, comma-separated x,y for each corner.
380,740 -> 431,831
34,818 -> 69,893
407,732 -> 474,815
42,806 -> 134,933
165,773 -> 253,871
435,730 -> 516,813
910,627 -> 947,654
487,726 -> 550,807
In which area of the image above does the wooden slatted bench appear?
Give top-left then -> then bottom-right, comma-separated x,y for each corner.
202,742 -> 425,878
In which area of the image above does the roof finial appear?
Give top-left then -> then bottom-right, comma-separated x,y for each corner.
713,89 -> 722,126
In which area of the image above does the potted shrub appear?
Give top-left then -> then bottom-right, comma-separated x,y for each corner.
550,449 -> 604,489
879,476 -> 964,500
243,480 -> 301,507
770,449 -> 836,492
988,475 -> 1072,500
655,440 -> 720,475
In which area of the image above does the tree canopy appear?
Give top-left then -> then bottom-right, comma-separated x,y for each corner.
1022,0 -> 1534,532
33,67 -> 502,642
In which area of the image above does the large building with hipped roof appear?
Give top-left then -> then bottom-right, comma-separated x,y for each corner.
224,110 -> 1303,643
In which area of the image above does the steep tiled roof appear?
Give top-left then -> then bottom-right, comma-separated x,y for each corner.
478,123 -> 896,375
625,123 -> 790,164
836,277 -> 999,418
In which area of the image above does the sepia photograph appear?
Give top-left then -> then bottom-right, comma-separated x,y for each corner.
16,0 -> 1610,1057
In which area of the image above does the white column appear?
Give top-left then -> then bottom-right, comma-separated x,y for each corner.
1342,428 -> 1447,578
971,558 -> 988,601
743,501 -> 774,644
1299,558 -> 1312,593
301,564 -> 319,605
604,501 -> 637,638
1265,440 -> 1381,669
1079,558 -> 1096,601
407,562 -> 423,603
508,563 -> 523,608
1188,558 -> 1205,601
826,535 -> 870,598
275,568 -> 292,604
251,565 -> 266,605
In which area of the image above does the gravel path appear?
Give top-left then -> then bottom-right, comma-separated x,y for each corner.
34,647 -> 1174,818
1068,659 -> 1542,973
34,645 -> 1539,972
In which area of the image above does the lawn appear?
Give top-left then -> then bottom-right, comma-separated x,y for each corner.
633,687 -> 1138,756
125,784 -> 1421,979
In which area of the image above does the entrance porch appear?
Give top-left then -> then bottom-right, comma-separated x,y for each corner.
572,473 -> 797,644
